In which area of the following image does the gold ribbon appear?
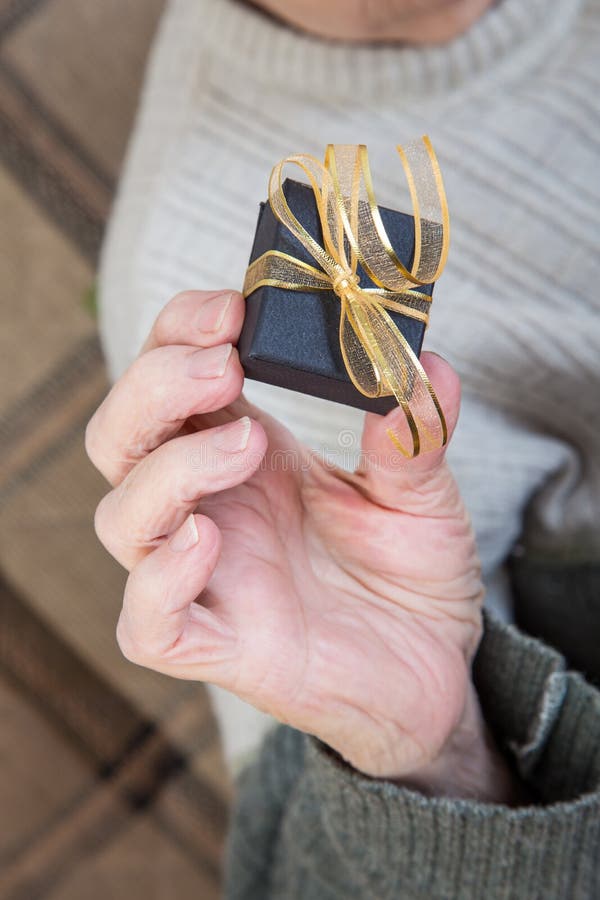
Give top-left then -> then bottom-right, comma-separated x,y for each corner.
243,137 -> 450,457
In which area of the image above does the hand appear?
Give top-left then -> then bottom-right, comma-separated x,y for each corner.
86,289 -> 504,792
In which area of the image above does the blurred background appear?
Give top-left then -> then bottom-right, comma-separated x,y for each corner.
0,2 -> 231,897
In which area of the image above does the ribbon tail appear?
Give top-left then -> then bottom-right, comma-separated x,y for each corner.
339,297 -> 384,399
343,294 -> 447,458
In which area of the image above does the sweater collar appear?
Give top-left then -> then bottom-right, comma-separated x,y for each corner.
200,0 -> 581,102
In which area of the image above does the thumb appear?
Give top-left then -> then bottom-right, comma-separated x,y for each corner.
357,352 -> 462,512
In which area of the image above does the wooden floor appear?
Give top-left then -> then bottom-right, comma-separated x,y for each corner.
0,2 -> 231,897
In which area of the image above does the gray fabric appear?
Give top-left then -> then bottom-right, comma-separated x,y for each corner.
510,557 -> 600,684
224,607 -> 600,899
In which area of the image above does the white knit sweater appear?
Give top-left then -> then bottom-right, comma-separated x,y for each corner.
99,0 -> 600,770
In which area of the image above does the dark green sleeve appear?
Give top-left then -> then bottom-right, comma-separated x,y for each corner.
223,611 -> 600,900
510,556 -> 600,684
223,723 -> 306,899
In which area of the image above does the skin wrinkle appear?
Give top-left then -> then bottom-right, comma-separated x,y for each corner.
209,483 -> 296,558
162,610 -> 236,664
319,517 -> 479,607
309,640 -> 421,747
173,461 -> 215,509
90,353 -> 241,488
352,597 -> 479,740
87,420 -> 151,488
315,600 -> 461,740
335,657 -> 442,773
230,490 -> 456,770
279,608 -> 313,714
101,490 -> 153,556
136,558 -> 243,675
357,584 -> 477,626
211,494 -> 314,684
308,451 -> 458,521
299,506 -> 387,599
343,705 -> 427,775
316,528 -> 464,606
360,577 -> 483,626
116,459 -> 175,545
351,471 -> 464,520
215,449 -> 482,677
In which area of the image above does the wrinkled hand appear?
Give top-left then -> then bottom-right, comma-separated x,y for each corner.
86,289 -> 487,783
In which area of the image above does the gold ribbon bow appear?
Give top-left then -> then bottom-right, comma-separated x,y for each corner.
243,137 -> 450,457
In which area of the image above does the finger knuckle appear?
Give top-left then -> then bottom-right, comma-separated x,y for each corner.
170,460 -> 201,508
130,348 -> 183,420
120,571 -> 165,663
93,492 -> 116,550
154,290 -> 198,341
84,413 -> 101,467
115,615 -> 144,664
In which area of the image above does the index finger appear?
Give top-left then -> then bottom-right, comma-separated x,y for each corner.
86,289 -> 246,486
141,289 -> 245,355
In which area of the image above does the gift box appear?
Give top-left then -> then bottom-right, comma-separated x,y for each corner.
239,178 -> 434,415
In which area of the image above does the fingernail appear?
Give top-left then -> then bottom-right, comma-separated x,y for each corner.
169,514 -> 199,552
187,343 -> 232,379
213,416 -> 252,453
196,293 -> 233,333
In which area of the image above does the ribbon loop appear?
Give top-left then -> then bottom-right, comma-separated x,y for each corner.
243,137 -> 450,458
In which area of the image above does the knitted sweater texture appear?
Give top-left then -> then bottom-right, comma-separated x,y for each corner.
224,604 -> 600,899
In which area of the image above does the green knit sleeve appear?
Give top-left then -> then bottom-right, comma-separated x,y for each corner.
223,722 -> 307,900
224,612 -> 600,899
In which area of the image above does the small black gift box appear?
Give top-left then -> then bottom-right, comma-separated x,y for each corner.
239,178 -> 434,415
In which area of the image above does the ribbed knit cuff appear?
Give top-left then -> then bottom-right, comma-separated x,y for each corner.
306,613 -> 600,899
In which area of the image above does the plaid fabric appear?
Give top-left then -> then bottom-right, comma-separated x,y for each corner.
0,2 -> 229,897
